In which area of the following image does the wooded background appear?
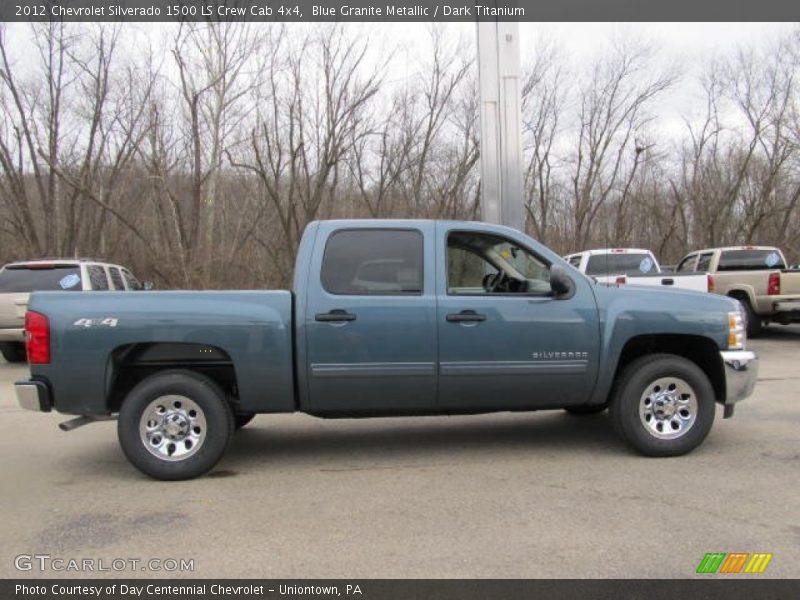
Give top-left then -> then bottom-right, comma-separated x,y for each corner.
1,23 -> 798,288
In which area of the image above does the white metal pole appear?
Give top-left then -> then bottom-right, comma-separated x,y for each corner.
477,14 -> 524,231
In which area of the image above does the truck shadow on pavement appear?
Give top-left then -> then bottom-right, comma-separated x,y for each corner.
753,325 -> 800,343
222,411 -> 626,468
65,411 -> 628,479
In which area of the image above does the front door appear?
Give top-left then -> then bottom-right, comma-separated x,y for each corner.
436,224 -> 600,410
304,222 -> 438,414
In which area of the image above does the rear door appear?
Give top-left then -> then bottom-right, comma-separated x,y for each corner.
304,222 -> 437,413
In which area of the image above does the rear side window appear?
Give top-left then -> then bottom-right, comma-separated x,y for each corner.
109,267 -> 125,290
586,253 -> 657,276
87,265 -> 109,290
321,229 -> 423,295
718,250 -> 786,271
0,265 -> 82,292
567,256 -> 582,268
677,255 -> 697,272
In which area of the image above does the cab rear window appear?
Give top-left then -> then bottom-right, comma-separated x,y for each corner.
0,265 -> 82,292
586,254 -> 657,276
717,250 -> 786,271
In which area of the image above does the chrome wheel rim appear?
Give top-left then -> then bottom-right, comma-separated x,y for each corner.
139,395 -> 206,461
638,377 -> 697,440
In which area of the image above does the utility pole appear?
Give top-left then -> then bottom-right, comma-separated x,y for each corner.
477,16 -> 524,230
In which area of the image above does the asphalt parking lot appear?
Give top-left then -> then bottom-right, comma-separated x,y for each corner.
1,327 -> 798,579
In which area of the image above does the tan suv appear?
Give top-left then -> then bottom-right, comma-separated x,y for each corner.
676,246 -> 800,336
0,259 -> 144,362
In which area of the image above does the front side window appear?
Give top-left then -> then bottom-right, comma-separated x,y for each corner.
87,265 -> 109,290
321,229 -> 423,295
121,269 -> 142,290
447,231 -> 550,295
677,255 -> 697,272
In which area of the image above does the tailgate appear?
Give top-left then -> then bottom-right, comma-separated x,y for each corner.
626,273 -> 708,292
0,292 -> 29,329
780,270 -> 800,295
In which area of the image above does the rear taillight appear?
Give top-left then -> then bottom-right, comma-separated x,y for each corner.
707,274 -> 715,292
25,310 -> 50,364
768,272 -> 780,296
616,276 -> 627,285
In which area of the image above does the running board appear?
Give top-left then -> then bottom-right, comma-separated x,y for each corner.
59,415 -> 117,432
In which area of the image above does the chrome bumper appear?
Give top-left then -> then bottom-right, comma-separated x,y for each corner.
0,328 -> 25,342
15,381 -> 51,412
720,350 -> 758,406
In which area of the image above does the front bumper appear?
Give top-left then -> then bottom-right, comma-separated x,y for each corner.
15,380 -> 51,412
0,327 -> 25,342
720,350 -> 758,408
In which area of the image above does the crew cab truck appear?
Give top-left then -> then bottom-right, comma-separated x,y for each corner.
15,220 -> 758,480
677,246 -> 800,337
564,248 -> 710,292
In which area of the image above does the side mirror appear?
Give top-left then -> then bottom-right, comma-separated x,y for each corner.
141,281 -> 154,291
550,266 -> 575,299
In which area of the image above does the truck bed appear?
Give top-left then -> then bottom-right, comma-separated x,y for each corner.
27,290 -> 296,415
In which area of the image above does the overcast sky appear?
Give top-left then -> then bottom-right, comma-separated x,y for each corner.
3,21 -> 794,141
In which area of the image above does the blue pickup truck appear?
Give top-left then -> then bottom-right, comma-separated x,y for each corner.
15,220 -> 758,480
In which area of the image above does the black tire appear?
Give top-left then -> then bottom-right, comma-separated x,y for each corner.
0,342 -> 26,363
234,412 -> 255,430
117,370 -> 234,481
610,354 -> 715,457
739,298 -> 763,338
564,404 -> 607,416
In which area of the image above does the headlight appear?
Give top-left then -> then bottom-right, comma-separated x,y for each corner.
728,309 -> 746,350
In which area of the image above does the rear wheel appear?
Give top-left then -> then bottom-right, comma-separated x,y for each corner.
610,354 -> 715,457
0,342 -> 26,363
118,370 -> 234,480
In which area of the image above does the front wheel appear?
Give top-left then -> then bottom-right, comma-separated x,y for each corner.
118,370 -> 234,480
610,354 -> 715,457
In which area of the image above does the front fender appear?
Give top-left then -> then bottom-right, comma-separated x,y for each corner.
589,286 -> 735,405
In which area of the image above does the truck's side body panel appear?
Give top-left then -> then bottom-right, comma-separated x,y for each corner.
28,291 -> 295,415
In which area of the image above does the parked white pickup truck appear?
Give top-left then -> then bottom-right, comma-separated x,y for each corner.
564,249 -> 710,292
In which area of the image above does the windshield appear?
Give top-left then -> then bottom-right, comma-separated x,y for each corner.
0,265 -> 82,292
718,250 -> 786,271
585,254 -> 658,276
